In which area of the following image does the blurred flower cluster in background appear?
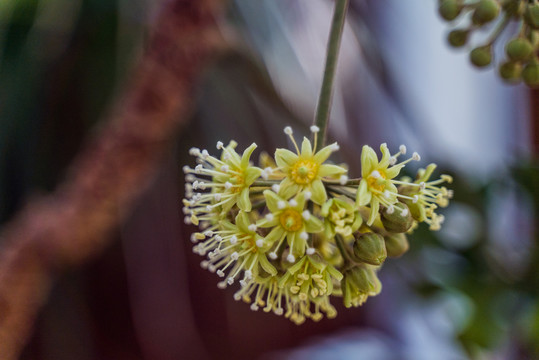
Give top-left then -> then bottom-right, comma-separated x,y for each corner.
0,0 -> 537,359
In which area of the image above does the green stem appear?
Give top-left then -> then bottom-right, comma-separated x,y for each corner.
314,0 -> 349,147
335,234 -> 353,265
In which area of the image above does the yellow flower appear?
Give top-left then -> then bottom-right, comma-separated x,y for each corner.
356,143 -> 420,226
274,127 -> 346,205
258,190 -> 323,262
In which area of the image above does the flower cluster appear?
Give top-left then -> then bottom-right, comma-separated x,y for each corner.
439,0 -> 539,87
182,126 -> 453,324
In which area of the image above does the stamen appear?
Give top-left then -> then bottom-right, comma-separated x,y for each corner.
412,152 -> 421,161
216,141 -> 224,149
306,247 -> 315,255
310,125 -> 320,133
287,254 -> 296,263
269,252 -> 278,260
284,126 -> 293,135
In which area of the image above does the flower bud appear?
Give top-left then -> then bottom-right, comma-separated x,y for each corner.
506,38 -> 533,61
341,266 -> 382,308
472,0 -> 500,25
522,59 -> 539,87
439,0 -> 462,21
448,29 -> 469,47
470,46 -> 492,67
352,233 -> 387,266
499,61 -> 522,82
381,204 -> 414,233
525,3 -> 539,29
384,233 -> 410,258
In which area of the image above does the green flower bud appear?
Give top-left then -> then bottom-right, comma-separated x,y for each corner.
448,29 -> 469,47
352,232 -> 387,266
381,204 -> 414,233
499,61 -> 522,82
384,233 -> 410,258
525,3 -> 539,29
341,266 -> 382,308
472,0 -> 500,25
522,60 -> 539,87
439,0 -> 462,21
505,38 -> 534,61
529,30 -> 539,48
470,46 -> 492,67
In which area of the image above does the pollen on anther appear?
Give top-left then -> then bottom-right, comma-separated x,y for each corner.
386,205 -> 395,214
272,184 -> 280,193
413,195 -> 419,203
304,191 -> 312,199
231,252 -> 239,261
331,143 -> 340,151
284,126 -> 293,135
401,208 -> 409,216
287,254 -> 296,263
221,165 -> 229,172
370,170 -> 381,179
265,213 -> 274,221
256,239 -> 264,247
299,232 -> 308,240
216,141 -> 224,149
269,252 -> 278,260
412,152 -> 421,161
277,201 -> 286,209
302,210 -> 311,220
289,199 -> 298,207
399,144 -> 407,154
306,247 -> 315,255
225,182 -> 233,190
310,125 -> 320,133
248,224 -> 257,232
230,235 -> 238,244
389,157 -> 397,166
339,175 -> 348,185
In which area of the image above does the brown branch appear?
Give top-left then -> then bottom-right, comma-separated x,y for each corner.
0,0 -> 225,358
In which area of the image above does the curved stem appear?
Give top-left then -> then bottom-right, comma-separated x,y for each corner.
314,0 -> 349,147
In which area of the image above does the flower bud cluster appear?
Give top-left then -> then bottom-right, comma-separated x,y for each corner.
439,0 -> 539,87
182,127 -> 453,324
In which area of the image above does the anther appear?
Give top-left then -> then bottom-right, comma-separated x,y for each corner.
256,239 -> 264,247
287,254 -> 296,263
248,224 -> 257,232
231,252 -> 239,261
230,235 -> 238,244
310,125 -> 320,133
399,144 -> 407,154
277,201 -> 286,209
386,205 -> 395,214
284,126 -> 293,135
272,184 -> 280,193
339,175 -> 348,185
304,191 -> 312,199
299,232 -> 308,240
265,213 -> 274,221
269,252 -> 278,260
216,141 -> 224,149
302,210 -> 311,220
289,199 -> 298,207
412,152 -> 421,161
225,182 -> 233,190
306,247 -> 315,255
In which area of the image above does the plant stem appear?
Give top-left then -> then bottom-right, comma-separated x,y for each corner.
314,0 -> 349,147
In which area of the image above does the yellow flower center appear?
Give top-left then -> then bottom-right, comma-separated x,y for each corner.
367,170 -> 387,192
230,174 -> 244,193
290,159 -> 318,185
279,209 -> 303,232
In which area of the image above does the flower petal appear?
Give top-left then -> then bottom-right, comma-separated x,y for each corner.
275,148 -> 298,169
278,177 -> 301,200
305,215 -> 324,233
301,137 -> 313,158
318,164 -> 346,178
244,166 -> 262,185
241,143 -> 258,169
313,142 -> 336,164
385,164 -> 405,180
265,226 -> 285,243
263,189 -> 283,213
310,179 -> 327,205
356,179 -> 372,206
379,143 -> 391,168
235,211 -> 251,233
367,198 -> 380,226
258,254 -> 277,276
237,187 -> 252,212
360,145 -> 378,178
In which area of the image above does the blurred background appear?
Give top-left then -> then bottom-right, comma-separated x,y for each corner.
0,0 -> 538,359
